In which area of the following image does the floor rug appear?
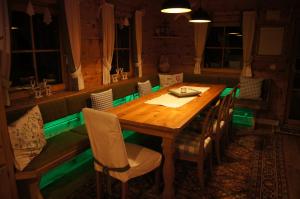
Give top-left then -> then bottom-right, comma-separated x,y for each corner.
65,134 -> 289,199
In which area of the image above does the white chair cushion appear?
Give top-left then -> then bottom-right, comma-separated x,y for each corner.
175,130 -> 211,156
91,89 -> 113,110
159,73 -> 183,88
8,106 -> 47,171
239,77 -> 263,99
138,80 -> 152,97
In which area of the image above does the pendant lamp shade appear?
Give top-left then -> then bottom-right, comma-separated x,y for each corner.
189,8 -> 211,23
161,0 -> 192,14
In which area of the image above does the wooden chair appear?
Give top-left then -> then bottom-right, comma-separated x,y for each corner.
212,94 -> 231,164
227,86 -> 238,140
82,108 -> 162,199
174,104 -> 219,188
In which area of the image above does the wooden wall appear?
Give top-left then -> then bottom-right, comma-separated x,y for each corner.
79,0 -> 298,122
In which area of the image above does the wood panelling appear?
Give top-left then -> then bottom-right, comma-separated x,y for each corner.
78,0 -> 298,122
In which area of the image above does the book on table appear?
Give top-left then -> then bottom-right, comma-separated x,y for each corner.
169,86 -> 201,97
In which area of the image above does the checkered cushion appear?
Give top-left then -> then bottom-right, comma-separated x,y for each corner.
239,77 -> 263,99
175,130 -> 211,156
91,89 -> 113,111
159,73 -> 183,88
138,80 -> 152,97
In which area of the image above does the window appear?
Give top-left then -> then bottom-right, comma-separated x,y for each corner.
204,26 -> 243,69
10,8 -> 63,87
110,24 -> 132,75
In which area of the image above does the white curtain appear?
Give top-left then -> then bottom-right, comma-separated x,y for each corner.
194,23 -> 208,74
64,0 -> 85,90
241,11 -> 256,77
0,0 -> 11,106
135,10 -> 143,78
102,3 -> 115,85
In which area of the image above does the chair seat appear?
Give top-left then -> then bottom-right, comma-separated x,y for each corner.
175,130 -> 212,156
95,143 -> 162,183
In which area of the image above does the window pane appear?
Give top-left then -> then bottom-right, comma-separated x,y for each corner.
117,25 -> 130,48
205,49 -> 223,68
223,49 -> 242,68
10,53 -> 35,86
118,50 -> 130,71
110,51 -> 118,74
206,27 -> 224,47
225,27 -> 242,47
33,14 -> 60,49
36,52 -> 62,84
11,11 -> 32,50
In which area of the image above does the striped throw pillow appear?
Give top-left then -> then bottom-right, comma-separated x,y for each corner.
91,89 -> 113,110
159,73 -> 183,88
239,77 -> 263,99
138,80 -> 152,97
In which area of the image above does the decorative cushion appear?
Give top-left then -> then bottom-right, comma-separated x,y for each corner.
138,80 -> 152,97
91,89 -> 113,111
159,73 -> 183,88
8,105 -> 47,171
175,130 -> 211,156
239,77 -> 263,99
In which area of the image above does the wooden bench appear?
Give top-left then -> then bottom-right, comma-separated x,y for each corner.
5,75 -> 160,199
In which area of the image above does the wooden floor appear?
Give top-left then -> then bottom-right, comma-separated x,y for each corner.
41,128 -> 300,199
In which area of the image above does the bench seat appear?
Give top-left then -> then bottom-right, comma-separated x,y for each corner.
15,131 -> 89,180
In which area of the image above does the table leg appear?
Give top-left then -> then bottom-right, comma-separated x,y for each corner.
162,137 -> 175,199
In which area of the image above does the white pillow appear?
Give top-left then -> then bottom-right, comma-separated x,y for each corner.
91,89 -> 113,110
159,73 -> 183,88
138,80 -> 152,97
8,105 -> 47,171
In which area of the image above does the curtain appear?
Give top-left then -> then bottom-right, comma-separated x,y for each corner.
241,11 -> 256,77
64,0 -> 84,90
194,23 -> 208,74
135,10 -> 143,78
102,3 -> 115,85
0,0 -> 11,106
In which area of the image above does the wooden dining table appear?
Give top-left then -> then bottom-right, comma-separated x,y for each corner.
107,83 -> 226,199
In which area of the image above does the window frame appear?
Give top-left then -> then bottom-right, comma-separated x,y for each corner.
9,2 -> 66,94
203,24 -> 243,74
111,23 -> 133,77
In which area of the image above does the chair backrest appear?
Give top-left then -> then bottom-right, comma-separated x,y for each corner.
215,94 -> 231,134
228,86 -> 238,110
201,103 -> 220,140
82,108 -> 129,169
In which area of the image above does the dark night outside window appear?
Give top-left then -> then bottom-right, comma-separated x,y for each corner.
111,24 -> 131,75
204,26 -> 243,69
10,10 -> 62,87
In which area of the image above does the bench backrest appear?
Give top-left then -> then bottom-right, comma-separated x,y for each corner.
6,75 -> 160,124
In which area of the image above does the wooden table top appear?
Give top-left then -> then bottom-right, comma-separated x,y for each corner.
108,83 -> 226,136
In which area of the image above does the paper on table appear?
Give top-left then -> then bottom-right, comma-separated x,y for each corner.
145,93 -> 196,108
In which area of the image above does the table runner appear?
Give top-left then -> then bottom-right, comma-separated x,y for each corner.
145,86 -> 210,108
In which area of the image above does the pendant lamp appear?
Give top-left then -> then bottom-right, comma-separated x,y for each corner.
161,0 -> 192,14
189,7 -> 211,23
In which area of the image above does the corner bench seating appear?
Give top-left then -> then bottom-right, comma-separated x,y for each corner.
6,75 -> 159,199
5,73 -> 270,199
